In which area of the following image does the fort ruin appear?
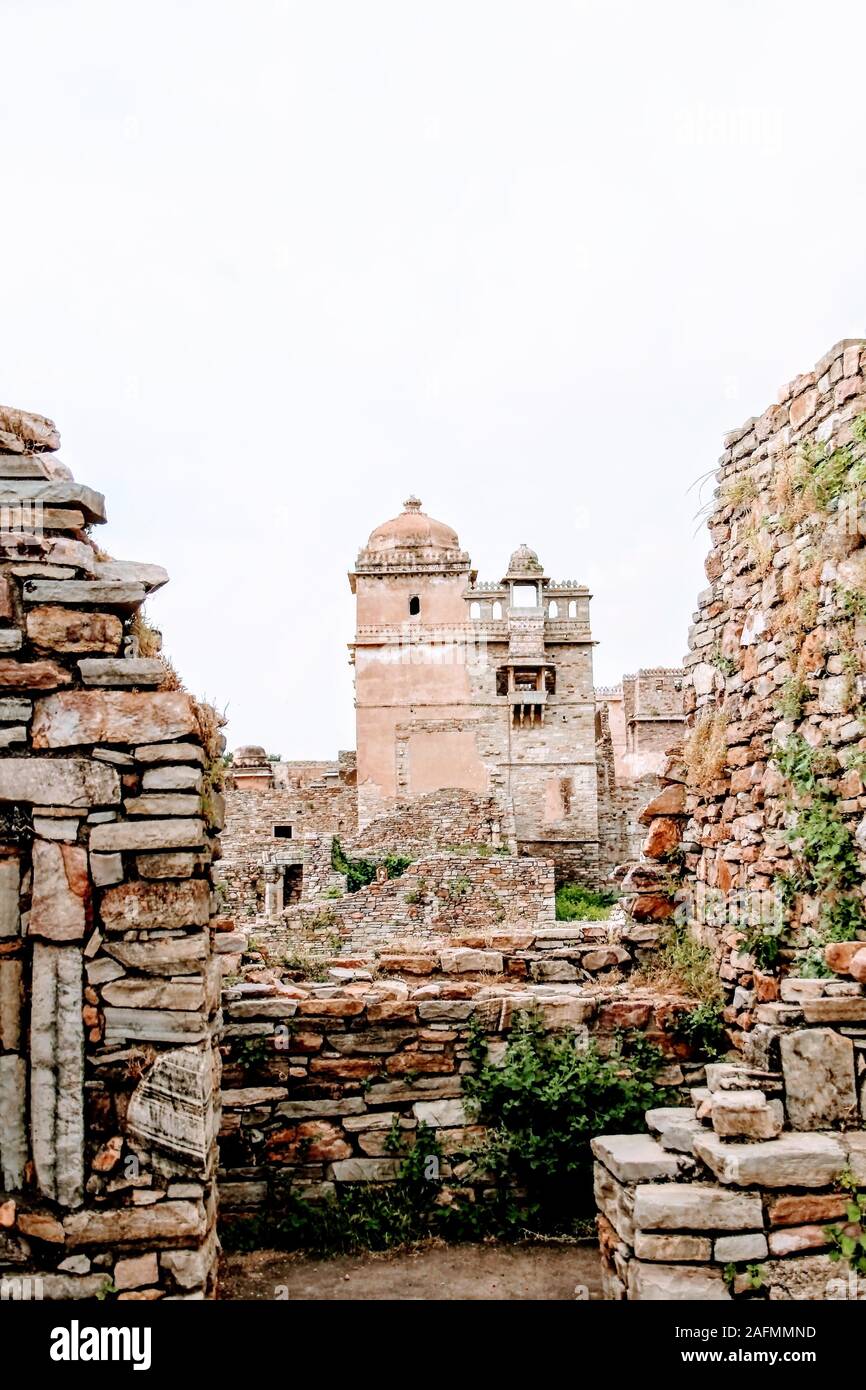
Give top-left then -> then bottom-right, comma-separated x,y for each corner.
1,337 -> 866,1302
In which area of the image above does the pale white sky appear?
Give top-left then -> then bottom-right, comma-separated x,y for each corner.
3,1 -> 865,757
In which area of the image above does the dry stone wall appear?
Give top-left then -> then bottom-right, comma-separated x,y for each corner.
217,938 -> 700,1226
0,406 -> 222,1301
265,843 -> 557,956
596,340 -> 866,1300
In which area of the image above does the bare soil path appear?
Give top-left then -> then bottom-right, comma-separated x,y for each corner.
220,1240 -> 602,1301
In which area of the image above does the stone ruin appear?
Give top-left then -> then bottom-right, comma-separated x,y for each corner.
593,338 -> 866,1300
5,335 -> 866,1304
0,406 -> 222,1300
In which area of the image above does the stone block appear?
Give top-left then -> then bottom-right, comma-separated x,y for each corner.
328,1159 -> 401,1182
90,819 -> 207,852
30,943 -> 84,1207
694,1132 -> 848,1189
32,690 -> 198,748
0,757 -> 119,807
627,1261 -> 730,1301
801,998 -> 866,1024
0,1053 -> 26,1189
768,1225 -> 830,1257
768,1193 -> 849,1227
142,767 -> 203,792
135,742 -> 205,765
23,579 -> 143,608
79,658 -> 167,687
0,659 -> 72,690
0,958 -> 23,1050
591,1133 -> 680,1183
439,948 -> 504,974
90,852 -> 124,887
99,879 -> 210,932
29,840 -> 89,941
413,1099 -> 468,1127
103,1007 -> 210,1045
645,1107 -> 701,1154
105,934 -> 207,975
26,607 -> 123,654
633,1183 -> 763,1232
781,1029 -> 858,1129
766,1254 -> 840,1301
64,1201 -> 205,1248
710,1092 -> 783,1140
125,794 -> 203,817
126,1047 -> 214,1168
0,856 -> 20,937
114,1253 -> 159,1290
714,1232 -> 768,1263
594,1162 -> 635,1245
634,1232 -> 712,1262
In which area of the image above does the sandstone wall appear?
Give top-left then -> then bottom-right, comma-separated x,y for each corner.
0,407 -> 222,1301
675,338 -> 866,1038
596,339 -> 866,1301
218,945 -> 698,1225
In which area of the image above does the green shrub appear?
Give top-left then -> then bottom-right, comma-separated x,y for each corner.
462,1013 -> 666,1231
820,894 -> 866,942
331,839 -> 412,893
741,919 -> 786,971
555,884 -> 617,921
670,1001 -> 728,1058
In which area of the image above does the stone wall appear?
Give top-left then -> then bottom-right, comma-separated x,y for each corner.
0,406 -> 222,1301
218,756 -> 357,917
594,340 -> 866,1300
264,845 -> 558,956
218,941 -> 700,1225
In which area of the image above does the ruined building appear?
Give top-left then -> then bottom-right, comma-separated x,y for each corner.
350,497 -> 601,878
218,498 -> 684,916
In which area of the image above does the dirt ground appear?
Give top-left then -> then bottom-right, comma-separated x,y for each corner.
219,1240 -> 603,1301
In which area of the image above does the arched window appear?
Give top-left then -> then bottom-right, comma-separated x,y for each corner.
409,595 -> 420,617
492,600 -> 502,620
548,600 -> 559,619
568,600 -> 578,618
469,601 -> 481,621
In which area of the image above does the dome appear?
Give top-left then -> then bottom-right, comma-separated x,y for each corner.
233,745 -> 268,767
506,542 -> 543,574
366,496 -> 460,553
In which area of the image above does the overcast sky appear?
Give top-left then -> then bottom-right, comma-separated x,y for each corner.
3,1 -> 865,757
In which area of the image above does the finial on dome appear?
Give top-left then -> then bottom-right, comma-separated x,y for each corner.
403,495 -> 422,513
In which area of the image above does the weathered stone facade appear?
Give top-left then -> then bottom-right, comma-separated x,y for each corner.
0,405 -> 222,1301
595,339 -> 866,1300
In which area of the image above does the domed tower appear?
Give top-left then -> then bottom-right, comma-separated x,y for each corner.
349,497 -> 483,825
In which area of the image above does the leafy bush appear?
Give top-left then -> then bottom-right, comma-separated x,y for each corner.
463,1014 -> 666,1231
820,894 -> 866,942
555,884 -> 617,921
741,919 -> 786,971
671,1001 -> 728,1057
331,838 -> 412,893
